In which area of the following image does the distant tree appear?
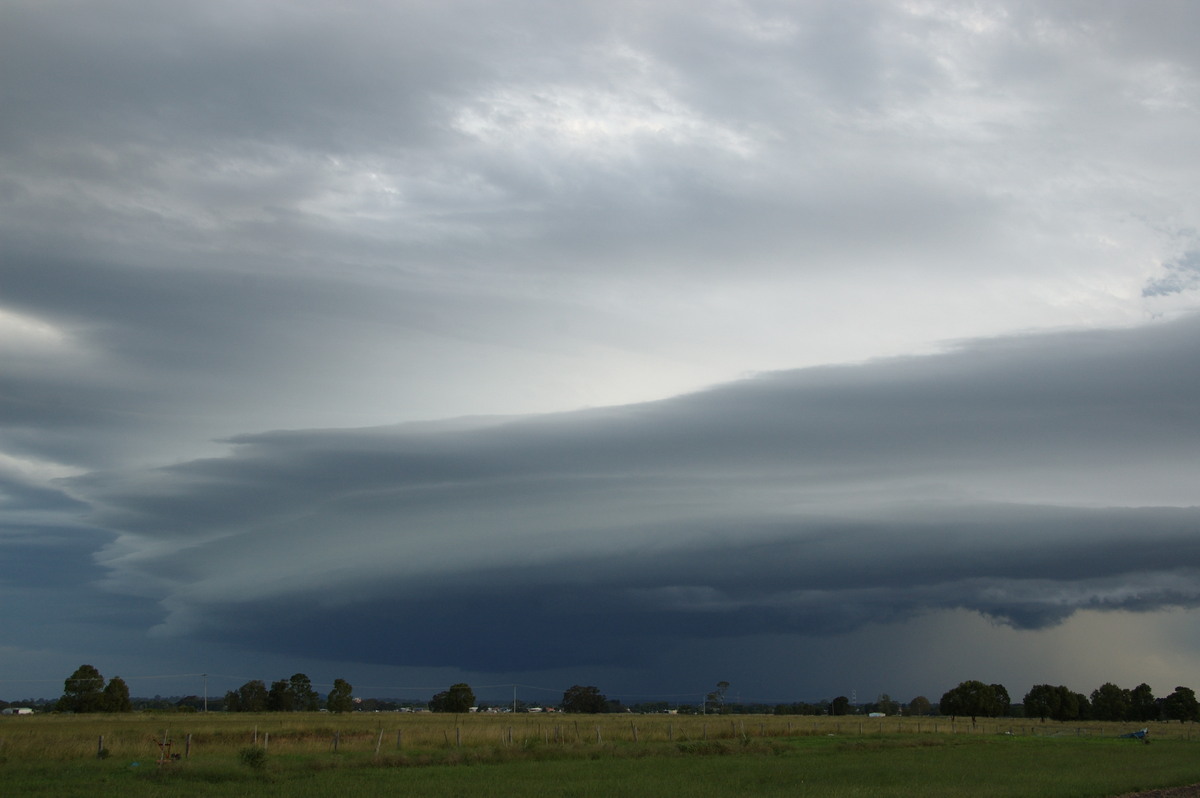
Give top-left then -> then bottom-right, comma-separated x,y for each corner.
103,676 -> 132,713
57,664 -> 107,713
905,696 -> 933,716
1023,684 -> 1085,722
233,680 -> 268,712
561,685 -> 607,714
939,680 -> 1005,722
326,679 -> 354,713
429,683 -> 475,713
869,694 -> 900,715
1162,686 -> 1200,723
1130,683 -> 1158,722
705,681 -> 730,714
830,696 -> 850,716
267,679 -> 294,712
1071,690 -> 1091,720
1023,684 -> 1056,721
1090,683 -> 1132,722
991,684 -> 1012,716
289,673 -> 319,711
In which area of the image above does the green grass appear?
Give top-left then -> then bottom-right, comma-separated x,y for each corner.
2,714 -> 1197,797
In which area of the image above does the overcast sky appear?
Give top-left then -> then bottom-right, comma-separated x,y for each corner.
3,0 -> 1200,707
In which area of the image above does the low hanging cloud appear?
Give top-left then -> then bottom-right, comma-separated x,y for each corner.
82,315 -> 1200,671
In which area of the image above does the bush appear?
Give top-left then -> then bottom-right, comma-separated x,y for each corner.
238,746 -> 268,770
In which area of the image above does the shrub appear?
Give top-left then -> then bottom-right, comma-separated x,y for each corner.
238,746 -> 268,770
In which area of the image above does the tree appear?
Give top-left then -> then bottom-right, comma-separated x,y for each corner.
561,685 -> 608,713
326,679 -> 354,713
871,694 -> 900,715
939,680 -> 1006,722
103,676 -> 132,713
1023,684 -> 1057,721
289,673 -> 319,711
232,680 -> 268,712
906,696 -> 933,716
706,681 -> 730,714
1090,683 -> 1132,722
57,664 -> 107,713
991,684 -> 1012,717
268,679 -> 295,712
1162,686 -> 1200,723
1070,690 -> 1091,720
1130,683 -> 1158,722
830,696 -> 850,716
429,683 -> 474,713
1022,684 -> 1084,722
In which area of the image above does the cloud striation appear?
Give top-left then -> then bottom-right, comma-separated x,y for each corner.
84,315 -> 1200,672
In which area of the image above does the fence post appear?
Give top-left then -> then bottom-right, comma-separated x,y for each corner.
185,733 -> 191,758
375,729 -> 383,756
97,735 -> 104,758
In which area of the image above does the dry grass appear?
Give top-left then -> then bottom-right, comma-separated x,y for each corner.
0,711 -> 1191,764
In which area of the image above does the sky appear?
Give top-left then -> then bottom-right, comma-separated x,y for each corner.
2,0 -> 1200,708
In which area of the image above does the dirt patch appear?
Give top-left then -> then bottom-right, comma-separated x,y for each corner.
1112,786 -> 1200,798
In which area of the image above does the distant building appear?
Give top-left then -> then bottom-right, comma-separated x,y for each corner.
2,707 -> 34,715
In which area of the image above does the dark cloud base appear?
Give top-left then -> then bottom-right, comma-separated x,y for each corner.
179,504 -> 1200,672
81,314 -> 1200,675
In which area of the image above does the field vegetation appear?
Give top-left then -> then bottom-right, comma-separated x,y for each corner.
3,711 -> 1199,797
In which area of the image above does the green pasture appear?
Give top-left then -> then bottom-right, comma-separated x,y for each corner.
2,712 -> 1196,797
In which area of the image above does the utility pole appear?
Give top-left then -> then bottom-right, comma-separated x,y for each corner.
202,674 -> 208,712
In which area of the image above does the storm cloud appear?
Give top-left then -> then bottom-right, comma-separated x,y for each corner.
3,1 -> 1200,700
83,317 -> 1200,671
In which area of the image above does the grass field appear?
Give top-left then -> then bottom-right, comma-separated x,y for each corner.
2,712 -> 1197,797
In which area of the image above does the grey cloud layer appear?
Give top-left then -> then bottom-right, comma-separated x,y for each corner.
4,0 -> 1200,693
85,316 -> 1200,670
5,0 -> 1200,477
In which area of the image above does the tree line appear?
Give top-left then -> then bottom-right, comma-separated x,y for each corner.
44,666 -> 1200,722
55,664 -> 132,713
223,674 -> 355,713
49,665 -> 356,714
938,679 -> 1200,723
